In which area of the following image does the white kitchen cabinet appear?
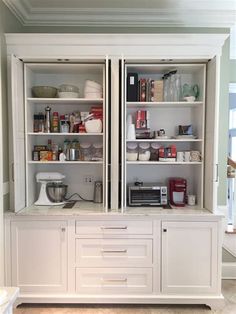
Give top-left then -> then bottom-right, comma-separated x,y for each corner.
10,220 -> 68,293
161,221 -> 218,294
122,61 -> 218,212
9,57 -> 109,212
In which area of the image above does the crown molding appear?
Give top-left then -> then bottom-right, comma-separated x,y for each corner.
3,0 -> 236,28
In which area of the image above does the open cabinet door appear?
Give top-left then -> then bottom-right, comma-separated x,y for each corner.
8,55 -> 25,212
204,56 -> 220,212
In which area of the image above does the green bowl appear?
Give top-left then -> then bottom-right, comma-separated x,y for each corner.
32,86 -> 57,98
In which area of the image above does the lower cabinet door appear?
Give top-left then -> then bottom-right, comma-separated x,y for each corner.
161,221 -> 218,294
76,268 -> 152,294
11,220 -> 68,293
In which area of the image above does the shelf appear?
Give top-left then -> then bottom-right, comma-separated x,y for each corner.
28,132 -> 103,136
28,161 -> 103,164
126,161 -> 202,165
27,98 -> 103,104
126,139 -> 202,142
126,101 -> 203,108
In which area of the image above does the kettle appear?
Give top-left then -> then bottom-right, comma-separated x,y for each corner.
93,181 -> 103,203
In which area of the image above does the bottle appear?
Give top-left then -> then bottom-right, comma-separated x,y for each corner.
45,106 -> 51,133
38,113 -> 45,133
52,112 -> 59,133
47,139 -> 52,151
33,114 -> 39,133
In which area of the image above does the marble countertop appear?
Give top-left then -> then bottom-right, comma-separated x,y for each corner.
0,287 -> 19,313
4,201 -> 223,219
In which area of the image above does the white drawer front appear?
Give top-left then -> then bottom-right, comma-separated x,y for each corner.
76,268 -> 152,294
76,239 -> 152,267
75,220 -> 153,235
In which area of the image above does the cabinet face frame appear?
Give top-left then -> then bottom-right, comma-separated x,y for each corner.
121,61 -> 210,211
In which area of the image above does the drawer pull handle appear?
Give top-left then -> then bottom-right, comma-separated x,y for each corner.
101,226 -> 128,230
102,278 -> 127,283
101,249 -> 127,253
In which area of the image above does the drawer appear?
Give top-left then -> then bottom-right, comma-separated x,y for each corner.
76,268 -> 152,294
75,220 -> 153,235
76,239 -> 152,267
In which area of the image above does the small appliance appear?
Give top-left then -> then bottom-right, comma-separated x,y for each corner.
128,182 -> 167,206
93,181 -> 103,203
169,177 -> 187,207
35,172 -> 66,206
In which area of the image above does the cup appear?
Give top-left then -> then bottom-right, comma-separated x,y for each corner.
190,151 -> 201,162
184,151 -> 191,162
187,194 -> 196,206
177,151 -> 184,162
127,123 -> 136,140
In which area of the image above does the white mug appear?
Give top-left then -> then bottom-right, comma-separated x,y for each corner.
187,194 -> 196,206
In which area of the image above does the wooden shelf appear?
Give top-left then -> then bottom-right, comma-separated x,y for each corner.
28,161 -> 103,164
126,161 -> 202,165
126,101 -> 203,108
27,98 -> 103,104
126,139 -> 202,142
27,132 -> 103,136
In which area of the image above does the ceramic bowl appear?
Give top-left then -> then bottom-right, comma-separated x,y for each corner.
32,86 -> 57,98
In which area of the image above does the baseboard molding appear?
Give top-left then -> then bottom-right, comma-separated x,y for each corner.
222,262 -> 236,279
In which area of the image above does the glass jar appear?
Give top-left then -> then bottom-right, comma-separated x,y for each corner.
92,143 -> 103,161
80,143 -> 92,161
150,143 -> 160,161
126,143 -> 138,161
138,143 -> 150,161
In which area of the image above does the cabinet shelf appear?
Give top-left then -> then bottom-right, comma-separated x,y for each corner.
28,132 -> 103,136
126,101 -> 203,108
28,161 -> 103,164
27,98 -> 103,104
126,161 -> 202,165
126,139 -> 202,143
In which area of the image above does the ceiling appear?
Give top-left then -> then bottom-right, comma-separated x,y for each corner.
3,0 -> 236,28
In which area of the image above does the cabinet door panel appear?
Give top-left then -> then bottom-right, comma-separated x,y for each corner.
11,220 -> 67,293
9,55 -> 25,212
161,221 -> 218,294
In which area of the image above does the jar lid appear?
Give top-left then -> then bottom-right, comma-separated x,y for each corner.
151,143 -> 161,149
139,143 -> 150,149
127,143 -> 138,149
80,142 -> 91,148
93,143 -> 103,149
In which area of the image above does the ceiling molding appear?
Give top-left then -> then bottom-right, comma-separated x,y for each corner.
3,0 -> 236,28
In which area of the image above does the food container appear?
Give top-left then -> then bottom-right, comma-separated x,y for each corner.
80,143 -> 92,161
127,143 -> 138,161
85,119 -> 102,133
138,143 -> 150,161
150,143 -> 160,161
58,84 -> 79,98
92,143 -> 103,160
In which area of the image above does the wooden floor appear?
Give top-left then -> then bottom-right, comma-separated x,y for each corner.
14,280 -> 236,314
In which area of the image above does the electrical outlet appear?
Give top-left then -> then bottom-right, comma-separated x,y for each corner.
83,175 -> 94,184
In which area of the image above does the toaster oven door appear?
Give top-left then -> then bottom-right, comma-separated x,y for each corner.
129,187 -> 161,206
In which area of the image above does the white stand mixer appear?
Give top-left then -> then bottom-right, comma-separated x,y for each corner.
35,172 -> 66,206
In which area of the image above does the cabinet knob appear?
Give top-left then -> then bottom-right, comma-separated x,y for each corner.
163,228 -> 167,232
61,227 -> 66,232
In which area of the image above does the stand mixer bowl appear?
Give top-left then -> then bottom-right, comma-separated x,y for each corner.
46,182 -> 68,203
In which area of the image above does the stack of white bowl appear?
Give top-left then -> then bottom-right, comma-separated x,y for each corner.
84,80 -> 102,99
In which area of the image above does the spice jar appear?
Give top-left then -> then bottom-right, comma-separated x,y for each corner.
80,143 -> 92,161
126,143 -> 138,161
150,143 -> 160,161
138,143 -> 150,161
52,112 -> 59,133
